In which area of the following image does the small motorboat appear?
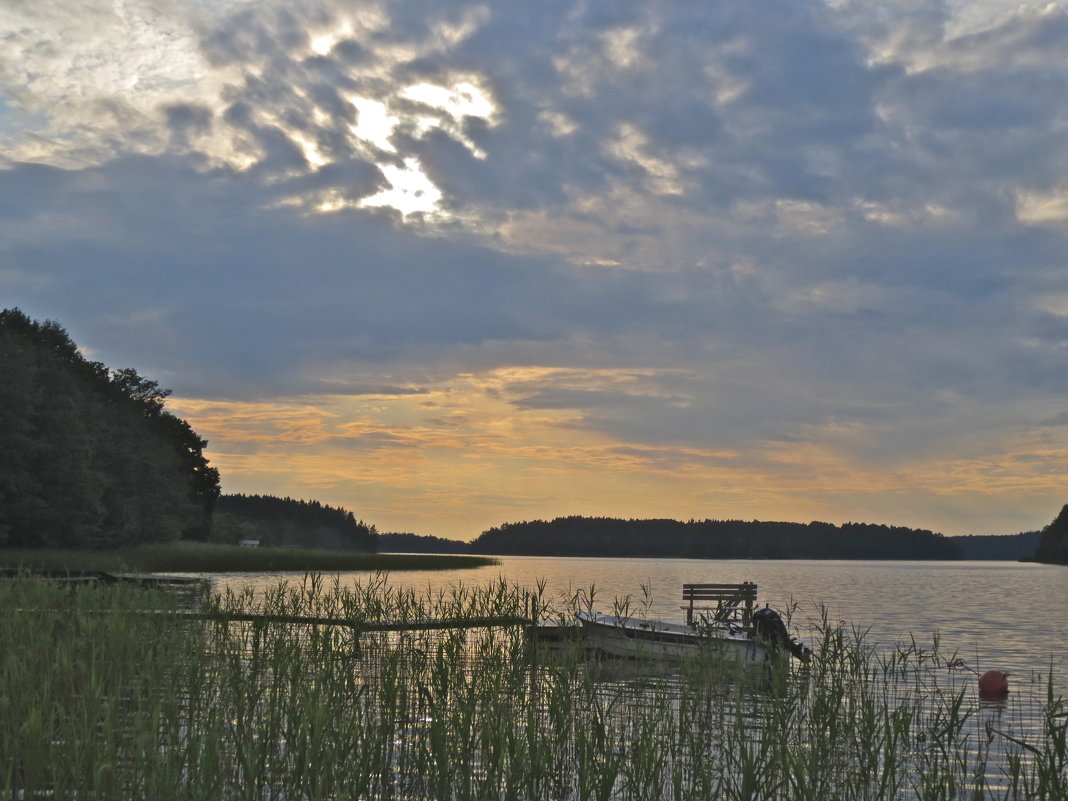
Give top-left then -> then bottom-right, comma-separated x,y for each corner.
525,583 -> 809,666
575,609 -> 768,665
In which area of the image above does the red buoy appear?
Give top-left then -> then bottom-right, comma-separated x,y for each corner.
978,669 -> 1009,695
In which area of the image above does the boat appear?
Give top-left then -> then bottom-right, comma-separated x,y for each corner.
575,609 -> 768,665
525,582 -> 809,666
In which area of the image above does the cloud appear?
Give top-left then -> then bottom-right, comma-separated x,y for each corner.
3,0 -> 1068,536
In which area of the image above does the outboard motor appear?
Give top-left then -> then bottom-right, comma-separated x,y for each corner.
752,606 -> 810,662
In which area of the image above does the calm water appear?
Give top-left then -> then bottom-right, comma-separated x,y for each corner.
212,556 -> 1068,692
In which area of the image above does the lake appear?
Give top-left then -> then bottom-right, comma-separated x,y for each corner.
212,556 -> 1068,693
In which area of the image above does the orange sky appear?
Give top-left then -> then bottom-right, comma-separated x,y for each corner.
169,368 -> 1066,540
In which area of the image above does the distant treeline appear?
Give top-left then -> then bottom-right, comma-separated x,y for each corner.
0,309 -> 219,548
215,494 -> 377,552
326,525 -> 1054,560
953,531 -> 1041,561
377,532 -> 471,554
469,516 -> 962,560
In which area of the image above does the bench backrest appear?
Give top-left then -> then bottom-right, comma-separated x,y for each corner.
682,582 -> 757,626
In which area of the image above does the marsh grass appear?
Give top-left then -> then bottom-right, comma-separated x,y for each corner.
0,542 -> 496,573
1,575 -> 1063,800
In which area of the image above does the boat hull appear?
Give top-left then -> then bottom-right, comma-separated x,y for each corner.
576,611 -> 766,665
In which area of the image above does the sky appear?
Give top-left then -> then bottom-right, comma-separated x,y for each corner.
2,0 -> 1067,540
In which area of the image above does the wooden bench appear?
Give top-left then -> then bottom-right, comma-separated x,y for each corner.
682,582 -> 757,627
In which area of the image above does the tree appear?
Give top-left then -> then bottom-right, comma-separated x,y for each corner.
213,494 -> 377,551
469,515 -> 962,559
1034,505 -> 1068,564
0,308 -> 220,548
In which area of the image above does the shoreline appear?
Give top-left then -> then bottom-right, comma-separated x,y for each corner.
0,542 -> 497,574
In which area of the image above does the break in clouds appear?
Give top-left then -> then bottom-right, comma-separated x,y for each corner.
2,0 -> 1068,535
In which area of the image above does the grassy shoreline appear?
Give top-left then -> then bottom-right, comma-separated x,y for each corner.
0,541 -> 497,573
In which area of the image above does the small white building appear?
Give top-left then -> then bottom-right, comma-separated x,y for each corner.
238,539 -> 261,548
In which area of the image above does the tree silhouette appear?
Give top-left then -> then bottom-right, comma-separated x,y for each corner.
0,308 -> 220,548
1034,505 -> 1068,564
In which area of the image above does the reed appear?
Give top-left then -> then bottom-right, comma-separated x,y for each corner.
1,575 -> 1062,800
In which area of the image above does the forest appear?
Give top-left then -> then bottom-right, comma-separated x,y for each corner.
214,494 -> 377,552
377,532 -> 471,554
0,308 -> 219,548
1034,504 -> 1068,564
953,531 -> 1041,560
469,516 -> 963,560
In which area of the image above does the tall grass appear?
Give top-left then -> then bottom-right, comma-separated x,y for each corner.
2,575 -> 1063,800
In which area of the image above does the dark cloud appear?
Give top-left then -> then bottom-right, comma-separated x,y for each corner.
0,161 -> 71,218
399,0 -> 888,211
198,6 -> 307,68
0,155 -> 578,395
164,103 -> 213,140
